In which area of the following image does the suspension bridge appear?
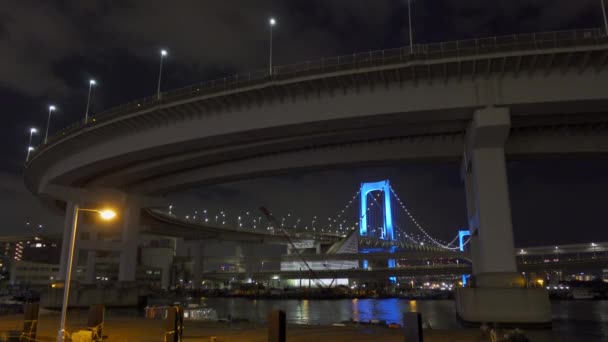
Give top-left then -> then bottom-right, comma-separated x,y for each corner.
152,179 -> 469,254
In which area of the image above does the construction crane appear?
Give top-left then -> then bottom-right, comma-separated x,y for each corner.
259,206 -> 326,289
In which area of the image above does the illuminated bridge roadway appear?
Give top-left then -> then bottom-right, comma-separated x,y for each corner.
203,256 -> 608,282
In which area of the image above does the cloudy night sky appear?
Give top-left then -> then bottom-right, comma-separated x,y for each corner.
1,0 -> 608,247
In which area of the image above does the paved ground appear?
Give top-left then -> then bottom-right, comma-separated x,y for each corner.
0,310 -> 554,341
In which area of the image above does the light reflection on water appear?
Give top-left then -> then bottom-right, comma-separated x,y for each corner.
201,298 -> 459,328
195,298 -> 608,341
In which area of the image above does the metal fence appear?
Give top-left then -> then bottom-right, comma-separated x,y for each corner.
34,28 -> 606,155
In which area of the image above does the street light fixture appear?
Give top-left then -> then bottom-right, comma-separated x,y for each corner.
84,79 -> 97,124
57,206 -> 117,342
601,0 -> 608,36
268,17 -> 276,76
44,105 -> 56,144
157,49 -> 168,100
407,0 -> 413,53
26,127 -> 38,162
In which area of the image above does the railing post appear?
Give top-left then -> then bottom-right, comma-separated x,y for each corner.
403,312 -> 424,342
268,310 -> 286,342
554,31 -> 558,48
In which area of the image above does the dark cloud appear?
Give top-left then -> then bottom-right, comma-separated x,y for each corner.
0,172 -> 62,234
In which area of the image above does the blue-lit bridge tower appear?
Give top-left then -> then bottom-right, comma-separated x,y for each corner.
359,179 -> 397,281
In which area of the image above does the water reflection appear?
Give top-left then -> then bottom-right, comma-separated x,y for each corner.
164,298 -> 608,341
409,300 -> 417,312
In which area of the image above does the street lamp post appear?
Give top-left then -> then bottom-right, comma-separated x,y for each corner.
601,0 -> 608,36
26,128 -> 38,162
44,105 -> 56,144
84,79 -> 96,124
269,17 -> 276,76
57,207 -> 116,342
407,0 -> 413,53
157,49 -> 168,100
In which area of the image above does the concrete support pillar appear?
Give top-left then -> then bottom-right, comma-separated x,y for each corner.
58,201 -> 78,280
462,171 -> 480,276
160,262 -> 171,291
85,250 -> 97,284
189,241 -> 204,289
118,206 -> 140,283
315,243 -> 321,255
174,238 -> 186,257
457,107 -> 550,325
464,107 -> 516,276
82,232 -> 97,284
238,244 -> 256,279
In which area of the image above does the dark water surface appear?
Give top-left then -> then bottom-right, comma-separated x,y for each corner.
196,298 -> 608,341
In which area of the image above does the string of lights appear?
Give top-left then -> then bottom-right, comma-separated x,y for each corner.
389,185 -> 459,250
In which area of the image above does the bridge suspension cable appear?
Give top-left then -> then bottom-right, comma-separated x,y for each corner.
389,185 -> 459,250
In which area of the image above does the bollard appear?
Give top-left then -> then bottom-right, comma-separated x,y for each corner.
268,310 -> 286,342
164,307 -> 179,342
403,312 -> 423,342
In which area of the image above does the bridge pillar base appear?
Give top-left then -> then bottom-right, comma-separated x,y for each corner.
456,273 -> 551,327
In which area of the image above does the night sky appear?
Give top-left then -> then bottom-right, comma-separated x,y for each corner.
1,1 -> 608,247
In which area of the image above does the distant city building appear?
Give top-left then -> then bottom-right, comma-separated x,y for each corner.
9,261 -> 59,286
0,235 -> 61,263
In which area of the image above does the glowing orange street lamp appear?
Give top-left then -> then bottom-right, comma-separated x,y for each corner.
57,207 -> 117,342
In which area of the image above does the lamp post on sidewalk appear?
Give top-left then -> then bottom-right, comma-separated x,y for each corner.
57,207 -> 117,342
601,0 -> 608,36
407,0 -> 414,53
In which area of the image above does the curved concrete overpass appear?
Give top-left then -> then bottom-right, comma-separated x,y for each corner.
23,30 -> 608,317
25,28 -> 608,197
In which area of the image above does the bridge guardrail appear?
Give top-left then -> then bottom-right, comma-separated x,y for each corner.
31,28 -> 606,157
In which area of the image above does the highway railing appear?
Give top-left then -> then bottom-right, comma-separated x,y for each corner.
31,28 -> 607,158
